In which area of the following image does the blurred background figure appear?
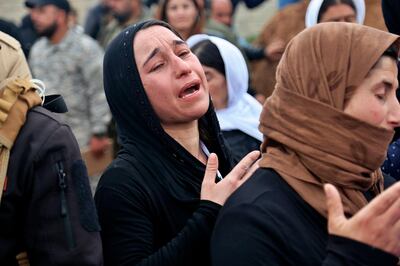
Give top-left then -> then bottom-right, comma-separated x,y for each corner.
18,9 -> 38,57
97,0 -> 151,48
231,0 -> 265,13
211,0 -> 232,26
382,0 -> 400,34
0,18 -> 23,53
84,0 -> 113,39
206,0 -> 285,63
278,0 -> 298,9
305,0 -> 364,27
251,0 -> 368,101
68,6 -> 84,32
189,35 -> 263,161
156,0 -> 204,40
380,0 -> 400,180
27,0 -> 110,156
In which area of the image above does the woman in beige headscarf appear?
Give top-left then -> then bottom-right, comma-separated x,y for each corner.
252,0 -> 387,100
211,22 -> 400,265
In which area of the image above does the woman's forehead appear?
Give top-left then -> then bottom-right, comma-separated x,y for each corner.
134,26 -> 180,49
133,26 -> 185,63
168,0 -> 194,6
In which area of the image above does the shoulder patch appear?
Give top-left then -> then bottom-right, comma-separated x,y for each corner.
0,32 -> 21,51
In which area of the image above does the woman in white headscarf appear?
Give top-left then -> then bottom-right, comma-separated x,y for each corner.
305,0 -> 365,27
188,35 -> 263,161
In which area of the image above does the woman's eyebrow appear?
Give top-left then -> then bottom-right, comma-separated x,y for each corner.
142,40 -> 186,67
384,81 -> 393,89
382,76 -> 396,90
174,40 -> 186,47
143,48 -> 160,67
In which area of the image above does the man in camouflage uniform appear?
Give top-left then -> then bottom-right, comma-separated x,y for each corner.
97,0 -> 151,48
27,0 -> 110,152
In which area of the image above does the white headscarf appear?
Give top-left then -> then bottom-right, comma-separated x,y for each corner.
305,0 -> 365,28
187,34 -> 263,142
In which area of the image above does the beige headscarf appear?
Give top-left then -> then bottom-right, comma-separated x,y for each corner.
259,22 -> 399,217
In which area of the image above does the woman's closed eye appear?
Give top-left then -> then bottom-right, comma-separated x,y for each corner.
150,62 -> 165,72
168,4 -> 178,11
375,93 -> 386,101
178,50 -> 191,58
375,84 -> 392,102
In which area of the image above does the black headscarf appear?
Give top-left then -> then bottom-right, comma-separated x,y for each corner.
103,19 -> 233,202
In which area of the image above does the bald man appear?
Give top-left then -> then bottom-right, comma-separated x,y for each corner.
211,0 -> 233,27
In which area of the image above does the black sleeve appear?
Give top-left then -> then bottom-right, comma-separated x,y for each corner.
28,124 -> 103,265
211,202 -> 398,266
95,168 -> 221,266
323,235 -> 398,265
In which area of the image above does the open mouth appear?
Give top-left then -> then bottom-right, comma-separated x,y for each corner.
179,83 -> 200,99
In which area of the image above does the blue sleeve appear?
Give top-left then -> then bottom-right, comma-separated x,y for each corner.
381,139 -> 400,181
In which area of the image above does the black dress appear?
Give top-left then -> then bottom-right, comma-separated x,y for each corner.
95,20 -> 234,266
211,168 -> 398,265
96,158 -> 222,265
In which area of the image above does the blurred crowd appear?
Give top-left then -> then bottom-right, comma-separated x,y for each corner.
1,0 -> 400,265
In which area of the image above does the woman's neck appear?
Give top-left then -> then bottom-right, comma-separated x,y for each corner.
177,29 -> 191,41
162,120 -> 207,164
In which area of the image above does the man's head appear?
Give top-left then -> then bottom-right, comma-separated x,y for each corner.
25,0 -> 70,38
210,0 -> 233,27
108,0 -> 142,24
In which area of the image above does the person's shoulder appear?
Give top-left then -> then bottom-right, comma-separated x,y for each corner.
74,29 -> 103,51
28,106 -> 66,125
224,168 -> 297,212
30,37 -> 47,53
98,156 -> 148,191
12,106 -> 80,164
221,168 -> 314,224
0,31 -> 21,51
217,168 -> 323,239
21,106 -> 73,143
96,155 -> 157,205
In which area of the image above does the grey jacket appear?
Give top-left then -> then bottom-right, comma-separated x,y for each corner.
29,27 -> 110,147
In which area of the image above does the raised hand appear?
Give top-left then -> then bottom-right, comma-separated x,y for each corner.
201,151 -> 260,205
325,182 -> 400,256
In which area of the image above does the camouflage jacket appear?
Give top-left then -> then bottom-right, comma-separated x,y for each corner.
97,7 -> 151,49
29,27 -> 110,148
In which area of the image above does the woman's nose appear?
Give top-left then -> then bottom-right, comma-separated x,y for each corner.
173,57 -> 191,78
